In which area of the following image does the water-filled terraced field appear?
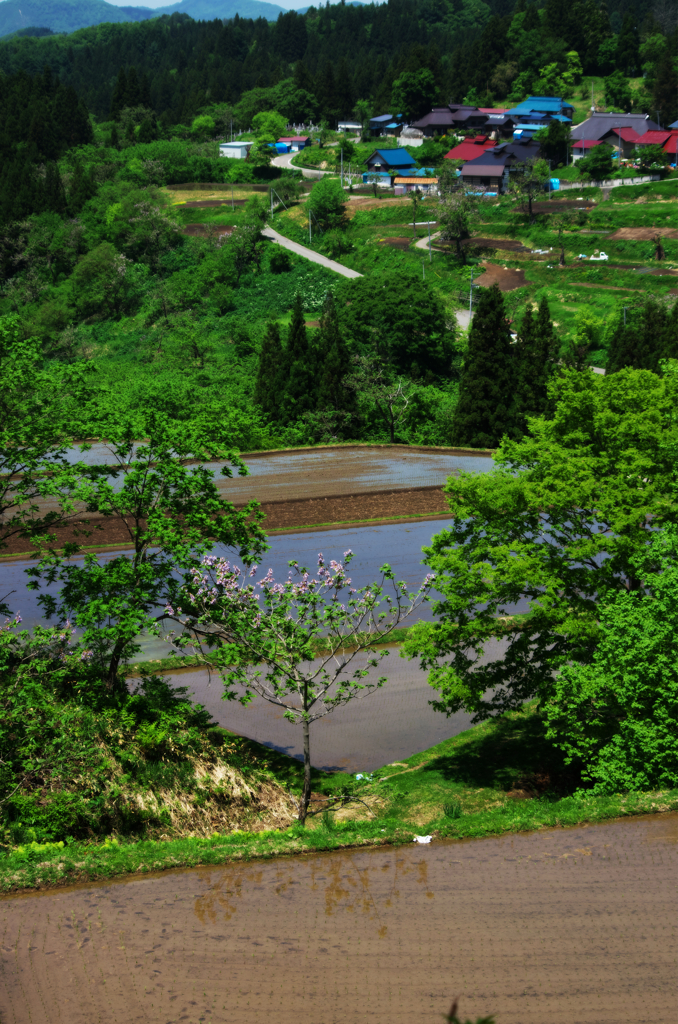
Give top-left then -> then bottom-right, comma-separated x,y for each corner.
1,813 -> 675,1024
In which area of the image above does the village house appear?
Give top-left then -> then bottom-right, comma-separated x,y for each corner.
460,139 -> 541,191
364,148 -> 418,184
570,112 -> 660,145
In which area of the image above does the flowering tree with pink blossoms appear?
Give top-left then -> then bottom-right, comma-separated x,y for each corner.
165,551 -> 435,822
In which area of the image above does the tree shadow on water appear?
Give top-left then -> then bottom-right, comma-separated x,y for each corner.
423,710 -> 582,798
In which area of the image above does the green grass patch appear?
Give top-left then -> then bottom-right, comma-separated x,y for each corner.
3,701 -> 677,894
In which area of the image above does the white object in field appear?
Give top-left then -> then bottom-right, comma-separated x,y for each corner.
413,835 -> 433,844
590,252 -> 608,260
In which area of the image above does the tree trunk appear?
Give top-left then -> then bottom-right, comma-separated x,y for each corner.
299,716 -> 312,823
107,640 -> 128,693
528,194 -> 534,224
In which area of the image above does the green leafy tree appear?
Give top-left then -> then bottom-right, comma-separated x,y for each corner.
250,109 -> 288,165
390,69 -> 438,121
451,284 -> 518,448
576,143 -> 614,180
69,242 -> 137,319
533,121 -> 571,166
604,70 -> 633,112
0,316 -> 94,578
354,99 -> 373,141
336,271 -> 454,378
438,189 -> 477,261
306,176 -> 347,231
190,114 -> 216,140
31,415 -> 267,690
343,356 -> 415,444
545,525 -> 678,792
507,158 -> 550,223
637,143 -> 670,169
403,367 -> 678,721
166,551 -> 434,822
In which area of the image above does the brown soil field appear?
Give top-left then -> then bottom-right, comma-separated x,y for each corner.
0,488 -> 451,557
164,187 -> 264,204
608,226 -> 678,240
182,224 -> 234,238
475,262 -> 528,290
462,237 -> 532,252
519,200 -> 596,214
1,813 -> 674,1024
378,236 -> 413,250
345,196 -> 410,217
182,199 -> 245,207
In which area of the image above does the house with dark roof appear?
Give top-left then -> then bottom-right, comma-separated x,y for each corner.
364,148 -> 418,183
460,140 -> 541,191
571,112 -> 659,142
484,113 -> 520,138
410,104 -> 487,136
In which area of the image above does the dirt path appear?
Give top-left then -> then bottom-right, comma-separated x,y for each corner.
1,813 -> 674,1024
271,151 -> 329,179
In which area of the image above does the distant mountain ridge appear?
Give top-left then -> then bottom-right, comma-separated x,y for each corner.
0,0 -> 287,38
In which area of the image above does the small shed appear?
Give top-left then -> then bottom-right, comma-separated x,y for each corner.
219,141 -> 252,160
393,176 -> 438,194
278,136 -> 311,151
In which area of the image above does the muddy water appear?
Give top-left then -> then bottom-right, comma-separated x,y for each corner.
1,813 -> 675,1024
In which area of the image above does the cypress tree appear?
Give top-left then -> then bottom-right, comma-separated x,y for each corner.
254,321 -> 284,420
616,12 -> 640,76
279,294 -> 316,422
315,292 -> 354,414
608,299 -> 676,373
110,68 -> 128,119
514,296 -> 558,431
451,284 -> 518,448
44,162 -> 67,215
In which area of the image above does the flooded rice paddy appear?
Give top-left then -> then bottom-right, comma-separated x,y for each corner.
1,813 -> 675,1024
59,445 -> 493,504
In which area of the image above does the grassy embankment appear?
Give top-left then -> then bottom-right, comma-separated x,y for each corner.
3,700 -> 677,895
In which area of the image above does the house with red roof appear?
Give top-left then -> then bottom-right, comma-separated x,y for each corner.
634,129 -> 678,158
602,126 -> 639,159
444,136 -> 496,162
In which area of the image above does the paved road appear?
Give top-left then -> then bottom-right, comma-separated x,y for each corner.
262,225 -> 362,279
271,150 -> 328,178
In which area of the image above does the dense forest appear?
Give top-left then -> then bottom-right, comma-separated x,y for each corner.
0,0 -> 676,128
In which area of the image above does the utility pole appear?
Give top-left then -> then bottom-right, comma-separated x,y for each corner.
341,146 -> 343,187
469,269 -> 474,316
428,219 -> 432,262
309,210 -> 312,243
231,184 -> 234,210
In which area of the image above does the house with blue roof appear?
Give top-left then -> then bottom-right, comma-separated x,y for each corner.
364,148 -> 418,184
508,95 -> 574,120
368,114 -> 404,136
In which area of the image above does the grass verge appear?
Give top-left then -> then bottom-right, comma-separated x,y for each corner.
2,705 -> 677,895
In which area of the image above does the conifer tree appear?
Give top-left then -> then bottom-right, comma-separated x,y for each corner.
514,296 -> 558,431
254,322 -> 284,420
451,284 -> 518,449
315,292 -> 354,414
608,299 -> 678,374
44,162 -> 67,216
280,294 -> 316,422
110,68 -> 128,120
